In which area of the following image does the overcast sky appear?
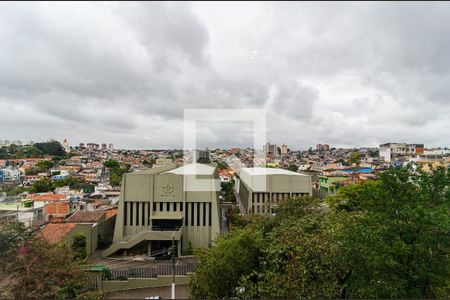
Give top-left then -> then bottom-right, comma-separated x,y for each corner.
0,2 -> 449,150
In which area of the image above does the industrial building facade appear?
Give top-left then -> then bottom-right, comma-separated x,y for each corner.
235,168 -> 312,215
103,164 -> 221,257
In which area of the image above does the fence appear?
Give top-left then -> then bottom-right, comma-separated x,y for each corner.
105,261 -> 197,281
312,188 -> 329,200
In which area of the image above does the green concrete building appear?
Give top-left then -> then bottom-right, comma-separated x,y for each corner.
102,164 -> 221,258
318,175 -> 348,194
236,168 -> 312,215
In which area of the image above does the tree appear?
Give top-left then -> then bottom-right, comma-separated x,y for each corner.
217,162 -> 229,170
347,151 -> 361,166
185,241 -> 193,255
192,166 -> 450,299
103,159 -> 120,169
197,157 -> 211,164
221,181 -> 236,203
33,141 -> 66,157
287,164 -> 298,172
368,150 -> 379,158
30,177 -> 55,193
0,222 -> 33,271
5,240 -> 90,299
0,222 -> 90,299
329,165 -> 450,298
36,160 -> 54,172
190,222 -> 262,299
71,233 -> 87,262
54,176 -> 87,190
104,160 -> 130,186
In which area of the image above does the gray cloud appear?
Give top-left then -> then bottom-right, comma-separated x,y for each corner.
0,2 -> 449,149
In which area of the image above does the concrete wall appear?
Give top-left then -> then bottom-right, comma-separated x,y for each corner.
102,275 -> 193,293
238,171 -> 312,215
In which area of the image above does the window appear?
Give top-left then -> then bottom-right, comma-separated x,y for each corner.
142,203 -> 146,226
130,202 -> 133,226
203,202 -> 206,226
197,202 -> 200,226
191,203 -> 194,226
208,203 -> 211,226
185,202 -> 189,226
124,202 -> 128,225
160,202 -> 163,211
136,202 -> 139,225
174,202 -> 177,211
147,202 -> 151,225
166,202 -> 170,212
180,202 -> 183,211
153,202 -> 156,211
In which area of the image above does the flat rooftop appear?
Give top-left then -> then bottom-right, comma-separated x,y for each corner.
164,163 -> 215,175
240,167 -> 308,176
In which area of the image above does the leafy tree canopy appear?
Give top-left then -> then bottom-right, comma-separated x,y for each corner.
191,166 -> 450,299
30,177 -> 55,193
287,164 -> 298,172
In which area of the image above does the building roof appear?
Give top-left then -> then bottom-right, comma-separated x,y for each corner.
105,208 -> 118,219
31,193 -> 67,202
165,163 -> 216,175
66,210 -> 105,223
240,167 -> 307,176
39,223 -> 76,244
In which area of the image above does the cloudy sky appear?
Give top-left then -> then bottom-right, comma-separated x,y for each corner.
1,2 -> 449,150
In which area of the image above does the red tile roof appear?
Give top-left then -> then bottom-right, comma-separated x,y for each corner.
66,210 -> 105,223
39,223 -> 76,244
105,208 -> 118,219
32,193 -> 66,202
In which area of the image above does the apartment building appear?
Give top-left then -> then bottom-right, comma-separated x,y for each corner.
263,142 -> 277,155
379,143 -> 424,162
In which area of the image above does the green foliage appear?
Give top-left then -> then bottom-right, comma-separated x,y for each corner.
368,150 -> 379,157
190,222 -> 263,299
185,241 -> 193,255
287,164 -> 298,172
36,160 -> 55,172
71,233 -> 87,262
34,141 -> 66,157
104,160 -> 130,186
142,158 -> 156,166
30,177 -> 55,193
216,161 -> 229,170
5,240 -> 89,299
0,222 -> 33,272
1,185 -> 29,196
229,207 -> 247,229
197,157 -> 211,164
347,151 -> 361,166
80,183 -> 95,193
103,160 -> 120,169
0,142 -> 66,159
54,176 -> 87,190
221,181 -> 236,203
329,165 -> 450,298
192,166 -> 450,299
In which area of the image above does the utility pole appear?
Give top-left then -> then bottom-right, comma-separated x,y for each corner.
170,232 -> 176,299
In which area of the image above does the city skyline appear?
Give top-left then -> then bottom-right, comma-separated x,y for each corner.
1,2 -> 450,149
